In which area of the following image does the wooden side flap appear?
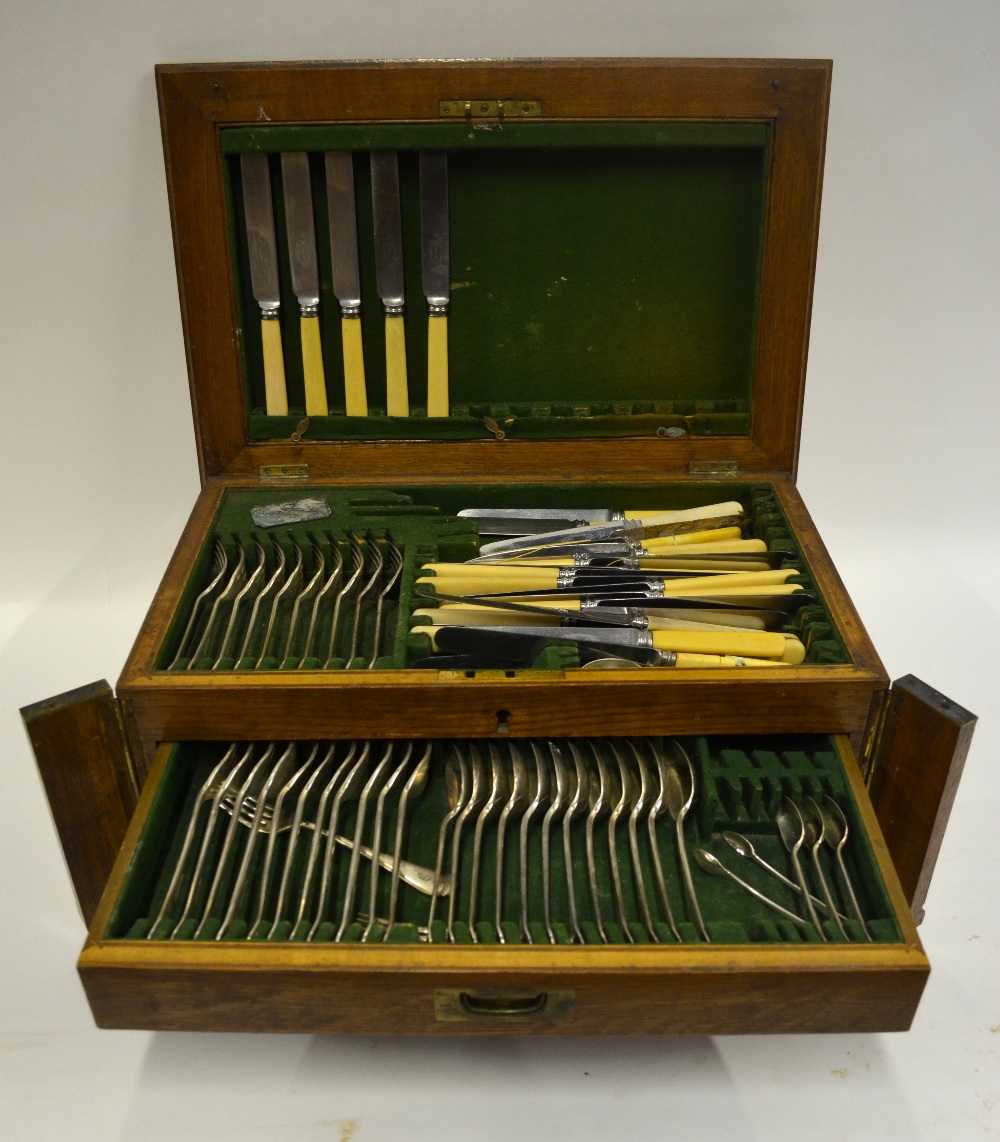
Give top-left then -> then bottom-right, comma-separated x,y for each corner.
867,675 -> 976,923
20,681 -> 140,926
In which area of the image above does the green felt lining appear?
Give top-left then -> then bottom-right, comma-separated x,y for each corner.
107,735 -> 902,946
223,122 -> 768,441
154,481 -> 850,671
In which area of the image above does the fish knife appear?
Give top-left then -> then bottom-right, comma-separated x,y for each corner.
371,150 -> 409,416
420,151 -> 450,416
325,151 -> 368,415
240,153 -> 288,415
477,502 -> 745,556
281,152 -> 328,416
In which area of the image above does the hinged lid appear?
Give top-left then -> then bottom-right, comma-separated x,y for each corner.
156,59 -> 831,484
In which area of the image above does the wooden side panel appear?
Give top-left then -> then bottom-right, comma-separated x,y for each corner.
20,681 -> 139,925
867,675 -> 976,923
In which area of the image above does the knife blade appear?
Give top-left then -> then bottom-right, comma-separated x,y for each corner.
281,153 -> 328,416
413,625 -> 789,667
240,153 -> 288,416
420,151 -> 450,417
477,502 -> 746,556
325,151 -> 368,416
371,150 -> 408,416
424,625 -> 663,667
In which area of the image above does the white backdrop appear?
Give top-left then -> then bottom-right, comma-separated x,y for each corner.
2,2 -> 998,1139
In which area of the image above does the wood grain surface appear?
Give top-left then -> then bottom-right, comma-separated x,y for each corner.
20,681 -> 139,924
868,676 -> 976,922
156,59 -> 831,482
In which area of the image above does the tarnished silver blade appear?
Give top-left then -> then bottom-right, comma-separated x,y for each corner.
419,151 -> 449,308
470,516 -> 606,536
325,151 -> 362,310
280,152 -> 320,309
460,508 -> 615,524
437,625 -> 647,649
240,153 -> 280,313
371,150 -> 405,307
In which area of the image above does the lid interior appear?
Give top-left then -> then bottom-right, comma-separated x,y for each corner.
226,122 -> 769,441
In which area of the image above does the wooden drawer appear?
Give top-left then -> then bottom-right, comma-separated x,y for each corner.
27,695 -> 968,1036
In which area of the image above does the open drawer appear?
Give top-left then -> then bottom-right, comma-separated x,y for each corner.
21,677 -> 975,1036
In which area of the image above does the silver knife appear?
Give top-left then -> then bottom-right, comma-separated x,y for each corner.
325,151 -> 368,416
420,151 -> 449,416
240,153 -> 288,415
281,153 -> 328,416
371,150 -> 408,415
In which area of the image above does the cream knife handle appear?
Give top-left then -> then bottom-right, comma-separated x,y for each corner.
385,314 -> 409,416
261,317 -> 289,416
426,313 -> 449,416
341,316 -> 368,416
300,315 -> 328,416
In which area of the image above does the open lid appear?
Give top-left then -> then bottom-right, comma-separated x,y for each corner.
157,59 -> 831,483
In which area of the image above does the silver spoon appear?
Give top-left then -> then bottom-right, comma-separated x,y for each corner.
584,744 -> 614,944
721,830 -> 846,921
693,849 -> 812,929
626,741 -> 659,942
776,797 -> 826,940
820,796 -> 874,941
803,796 -> 849,940
663,741 -> 710,942
607,741 -> 637,943
646,740 -> 682,942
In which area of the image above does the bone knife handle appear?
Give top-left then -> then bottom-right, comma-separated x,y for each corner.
261,318 -> 289,416
300,315 -> 328,416
426,313 -> 449,416
341,316 -> 368,416
385,314 -> 409,416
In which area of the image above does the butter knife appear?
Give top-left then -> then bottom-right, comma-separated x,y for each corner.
420,151 -> 449,416
371,150 -> 409,416
240,153 -> 288,415
325,151 -> 368,416
281,152 -> 328,416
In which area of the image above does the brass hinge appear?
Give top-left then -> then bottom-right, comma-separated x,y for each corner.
440,99 -> 542,122
688,460 -> 739,478
862,687 -> 895,790
259,464 -> 310,484
111,697 -> 142,803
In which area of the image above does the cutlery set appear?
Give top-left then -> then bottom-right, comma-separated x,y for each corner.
166,532 -> 404,671
138,740 -> 437,942
125,736 -> 885,946
240,149 -> 450,419
414,500 -> 816,668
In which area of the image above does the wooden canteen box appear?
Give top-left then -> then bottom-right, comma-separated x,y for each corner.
22,59 -> 975,1036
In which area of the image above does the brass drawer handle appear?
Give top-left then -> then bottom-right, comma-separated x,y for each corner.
435,988 -> 575,1023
